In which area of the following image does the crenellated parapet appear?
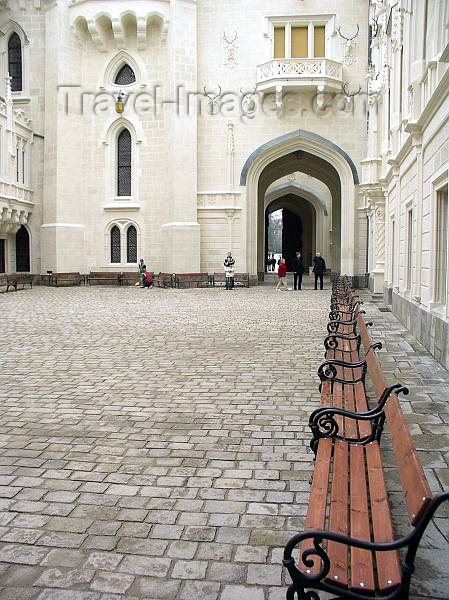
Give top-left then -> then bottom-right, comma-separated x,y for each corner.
69,0 -> 170,52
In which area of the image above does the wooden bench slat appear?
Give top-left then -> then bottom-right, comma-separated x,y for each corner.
385,396 -> 432,525
326,440 -> 349,588
366,442 -> 402,592
354,382 -> 371,439
349,444 -> 375,593
342,384 -> 357,440
302,438 -> 333,576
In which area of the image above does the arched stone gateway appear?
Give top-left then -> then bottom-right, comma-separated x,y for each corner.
240,129 -> 360,281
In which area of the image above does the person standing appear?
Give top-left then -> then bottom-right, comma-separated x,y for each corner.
292,251 -> 304,290
224,251 -> 235,290
312,251 -> 326,290
276,258 -> 289,291
138,258 -> 146,286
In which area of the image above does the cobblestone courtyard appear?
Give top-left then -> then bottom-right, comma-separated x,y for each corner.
0,284 -> 448,600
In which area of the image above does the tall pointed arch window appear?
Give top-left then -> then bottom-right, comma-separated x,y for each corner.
115,64 -> 136,85
111,225 -> 121,263
127,225 -> 137,263
8,33 -> 22,92
117,128 -> 132,196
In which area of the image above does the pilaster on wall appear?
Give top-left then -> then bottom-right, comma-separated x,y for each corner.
162,0 -> 200,273
41,2 -> 84,272
360,183 -> 386,294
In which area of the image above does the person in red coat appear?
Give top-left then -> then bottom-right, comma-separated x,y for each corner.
276,258 -> 289,291
142,271 -> 155,288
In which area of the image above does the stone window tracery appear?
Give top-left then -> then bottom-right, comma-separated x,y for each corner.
114,64 -> 136,86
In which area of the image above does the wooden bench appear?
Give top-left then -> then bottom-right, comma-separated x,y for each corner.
0,273 -> 33,291
51,272 -> 82,286
174,273 -> 210,288
7,273 -> 33,290
212,272 -> 250,287
0,274 -> 13,292
88,272 -> 121,285
283,278 -> 449,600
156,273 -> 174,288
120,272 -> 140,286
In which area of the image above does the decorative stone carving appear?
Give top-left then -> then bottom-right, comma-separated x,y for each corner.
240,88 -> 257,115
226,122 -> 234,155
337,25 -> 360,67
391,6 -> 404,52
223,31 -> 239,70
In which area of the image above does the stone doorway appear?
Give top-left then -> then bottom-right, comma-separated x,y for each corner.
16,225 -> 30,272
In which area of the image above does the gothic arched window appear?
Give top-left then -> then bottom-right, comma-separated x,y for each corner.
127,225 -> 137,263
117,129 -> 132,197
115,64 -> 136,85
8,33 -> 22,92
110,225 -> 121,263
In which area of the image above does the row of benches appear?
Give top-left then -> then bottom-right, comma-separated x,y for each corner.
0,273 -> 33,292
46,272 -> 250,288
282,276 -> 448,600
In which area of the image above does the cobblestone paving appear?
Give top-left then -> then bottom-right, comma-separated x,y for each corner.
0,283 -> 448,600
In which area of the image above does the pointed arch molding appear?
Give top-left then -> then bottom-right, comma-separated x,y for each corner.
265,182 -> 329,216
240,129 -> 359,186
100,50 -> 147,90
101,116 -> 143,145
242,128 -> 359,276
0,20 -> 30,44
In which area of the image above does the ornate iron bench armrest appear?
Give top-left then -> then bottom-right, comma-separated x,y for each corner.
317,343 -> 382,390
327,318 -> 373,334
323,333 -> 362,353
309,384 -> 409,454
329,307 -> 365,321
318,357 -> 368,387
283,491 -> 449,600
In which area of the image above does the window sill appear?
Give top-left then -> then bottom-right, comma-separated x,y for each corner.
104,199 -> 140,211
11,95 -> 31,106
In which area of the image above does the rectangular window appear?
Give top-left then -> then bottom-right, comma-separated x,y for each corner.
16,147 -> 19,183
272,22 -> 326,59
22,149 -> 25,184
274,27 -> 285,58
314,25 -> 325,57
406,208 -> 413,290
435,186 -> 448,304
291,26 -> 308,58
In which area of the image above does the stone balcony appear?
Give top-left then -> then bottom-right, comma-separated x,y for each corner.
256,58 -> 344,93
0,181 -> 33,234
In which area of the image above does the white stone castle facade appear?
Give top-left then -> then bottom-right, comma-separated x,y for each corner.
0,0 -> 448,367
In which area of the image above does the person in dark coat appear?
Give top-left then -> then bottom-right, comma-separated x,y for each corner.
292,251 -> 304,290
312,252 -> 326,290
224,251 -> 235,290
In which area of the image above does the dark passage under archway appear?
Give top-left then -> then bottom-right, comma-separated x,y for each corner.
266,194 -> 315,272
16,225 -> 30,272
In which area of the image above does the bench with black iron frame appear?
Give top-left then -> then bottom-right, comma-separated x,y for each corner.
282,278 -> 449,600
